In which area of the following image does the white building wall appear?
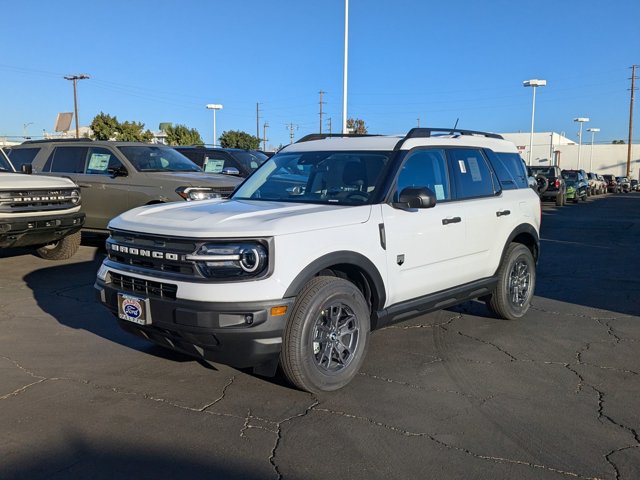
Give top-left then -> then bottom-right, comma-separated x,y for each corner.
501,132 -> 639,179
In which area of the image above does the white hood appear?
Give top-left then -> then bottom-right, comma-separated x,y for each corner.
0,172 -> 79,190
109,199 -> 372,237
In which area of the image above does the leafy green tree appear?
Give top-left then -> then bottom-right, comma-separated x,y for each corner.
116,121 -> 154,142
346,118 -> 368,134
219,130 -> 261,149
90,112 -> 119,140
612,140 -> 626,144
164,124 -> 204,146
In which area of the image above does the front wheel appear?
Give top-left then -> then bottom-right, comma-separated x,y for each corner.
36,231 -> 81,260
281,276 -> 370,393
486,243 -> 536,320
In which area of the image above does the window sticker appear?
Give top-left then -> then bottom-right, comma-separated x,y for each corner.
88,153 -> 110,171
458,160 -> 467,174
434,184 -> 445,200
204,159 -> 224,173
467,157 -> 482,182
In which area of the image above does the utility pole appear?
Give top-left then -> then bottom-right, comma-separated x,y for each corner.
64,74 -> 90,138
327,117 -> 332,135
417,117 -> 420,127
319,90 -> 325,134
263,121 -> 269,151
627,65 -> 638,178
256,102 -> 261,140
285,123 -> 298,144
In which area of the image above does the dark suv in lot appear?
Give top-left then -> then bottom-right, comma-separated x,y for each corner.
173,146 -> 268,178
602,174 -> 619,193
6,140 -> 242,233
529,166 -> 566,206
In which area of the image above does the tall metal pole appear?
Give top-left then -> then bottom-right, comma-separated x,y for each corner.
64,74 -> 90,138
589,130 -> 595,172
263,122 -> 269,151
213,109 -> 217,147
256,102 -> 260,140
627,65 -> 637,178
577,121 -> 583,169
341,0 -> 349,134
528,86 -> 537,165
319,90 -> 325,134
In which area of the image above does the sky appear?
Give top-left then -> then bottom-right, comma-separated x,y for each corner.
1,0 -> 639,149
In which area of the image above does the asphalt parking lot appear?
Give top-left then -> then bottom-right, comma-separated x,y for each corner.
1,193 -> 639,480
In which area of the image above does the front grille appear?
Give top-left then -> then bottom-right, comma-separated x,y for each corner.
110,272 -> 177,300
0,188 -> 78,213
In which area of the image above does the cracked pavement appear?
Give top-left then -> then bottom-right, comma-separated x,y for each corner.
1,194 -> 639,479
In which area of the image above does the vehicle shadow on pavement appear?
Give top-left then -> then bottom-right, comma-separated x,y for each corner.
22,246 -> 213,368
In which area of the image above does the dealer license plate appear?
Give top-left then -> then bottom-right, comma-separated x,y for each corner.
117,293 -> 151,325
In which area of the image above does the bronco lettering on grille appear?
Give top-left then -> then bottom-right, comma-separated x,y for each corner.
110,244 -> 180,261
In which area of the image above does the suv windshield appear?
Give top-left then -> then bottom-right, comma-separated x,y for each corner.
233,150 -> 392,205
118,146 -> 201,172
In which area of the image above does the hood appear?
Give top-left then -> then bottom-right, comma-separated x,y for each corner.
109,199 -> 372,238
0,172 -> 78,190
146,171 -> 242,188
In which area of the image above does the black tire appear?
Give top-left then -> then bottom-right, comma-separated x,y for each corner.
486,243 -> 536,320
536,175 -> 549,195
581,192 -> 587,202
36,231 -> 81,260
281,276 -> 370,393
573,195 -> 579,203
555,192 -> 563,207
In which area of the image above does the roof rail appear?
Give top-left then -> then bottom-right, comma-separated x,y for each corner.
295,133 -> 381,143
22,138 -> 93,144
394,127 -> 503,150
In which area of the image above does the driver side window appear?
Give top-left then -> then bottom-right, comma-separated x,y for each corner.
396,149 -> 450,201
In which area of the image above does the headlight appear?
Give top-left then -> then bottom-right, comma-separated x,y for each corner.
186,242 -> 268,278
176,187 -> 221,201
70,189 -> 81,204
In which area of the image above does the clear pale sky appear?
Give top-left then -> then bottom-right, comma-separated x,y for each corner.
1,0 -> 639,149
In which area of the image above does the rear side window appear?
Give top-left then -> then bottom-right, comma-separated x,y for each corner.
448,148 -> 497,199
487,151 -> 528,189
44,147 -> 88,173
6,147 -> 40,169
85,147 -> 123,174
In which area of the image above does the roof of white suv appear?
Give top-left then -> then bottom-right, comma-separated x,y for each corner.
283,129 -> 518,154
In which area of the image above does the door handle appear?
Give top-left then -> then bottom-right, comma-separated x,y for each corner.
496,210 -> 511,217
442,217 -> 462,225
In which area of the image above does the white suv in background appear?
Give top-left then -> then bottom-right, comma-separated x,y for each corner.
95,128 -> 541,392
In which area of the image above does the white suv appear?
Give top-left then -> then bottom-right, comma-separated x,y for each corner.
95,128 -> 541,392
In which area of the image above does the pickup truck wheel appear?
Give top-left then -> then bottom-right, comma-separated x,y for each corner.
36,231 -> 81,260
281,276 -> 370,393
555,192 -> 563,207
486,243 -> 535,320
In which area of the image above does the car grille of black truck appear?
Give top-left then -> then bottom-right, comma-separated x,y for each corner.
110,272 -> 177,300
0,188 -> 79,213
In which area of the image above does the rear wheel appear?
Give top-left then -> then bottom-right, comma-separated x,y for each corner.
555,192 -> 563,206
36,231 -> 81,260
486,243 -> 536,320
281,276 -> 370,393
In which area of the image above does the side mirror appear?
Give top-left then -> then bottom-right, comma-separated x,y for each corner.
108,166 -> 128,178
392,186 -> 437,209
222,167 -> 240,176
21,164 -> 33,175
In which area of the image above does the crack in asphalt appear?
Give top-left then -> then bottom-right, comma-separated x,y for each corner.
530,305 -> 634,322
454,331 -> 519,362
313,407 -> 604,480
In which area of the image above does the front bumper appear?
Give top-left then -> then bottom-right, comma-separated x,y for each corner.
95,276 -> 294,370
0,212 -> 85,248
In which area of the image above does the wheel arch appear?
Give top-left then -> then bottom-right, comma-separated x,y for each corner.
283,251 -> 386,313
500,223 -> 540,268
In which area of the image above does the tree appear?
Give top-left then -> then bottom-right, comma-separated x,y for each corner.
116,121 -> 154,142
164,124 -> 203,146
219,130 -> 261,149
90,112 -> 119,140
612,139 -> 626,144
346,118 -> 368,134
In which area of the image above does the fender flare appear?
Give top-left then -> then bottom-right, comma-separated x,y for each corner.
499,223 -> 540,268
283,250 -> 386,309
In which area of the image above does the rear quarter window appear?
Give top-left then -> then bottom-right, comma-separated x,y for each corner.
488,151 -> 528,189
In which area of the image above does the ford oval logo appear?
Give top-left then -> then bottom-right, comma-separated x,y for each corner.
123,301 -> 141,319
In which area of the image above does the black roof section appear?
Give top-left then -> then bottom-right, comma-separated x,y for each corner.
295,133 -> 383,143
22,138 -> 93,144
394,128 -> 503,150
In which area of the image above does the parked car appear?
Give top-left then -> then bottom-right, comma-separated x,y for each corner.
564,179 -> 581,203
529,166 -> 566,206
616,176 -> 631,193
595,174 -> 608,194
602,174 -> 619,193
586,172 -> 605,195
0,146 -> 85,259
173,146 -> 268,177
562,170 -> 588,201
631,179 -> 639,191
6,139 -> 242,233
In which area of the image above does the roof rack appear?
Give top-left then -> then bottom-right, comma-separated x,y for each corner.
22,138 -> 93,144
394,127 -> 503,150
295,133 -> 382,143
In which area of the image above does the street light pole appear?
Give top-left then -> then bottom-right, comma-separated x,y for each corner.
574,117 -> 590,169
523,79 -> 546,166
64,74 -> 90,138
206,104 -> 223,146
587,128 -> 600,172
342,0 -> 349,134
